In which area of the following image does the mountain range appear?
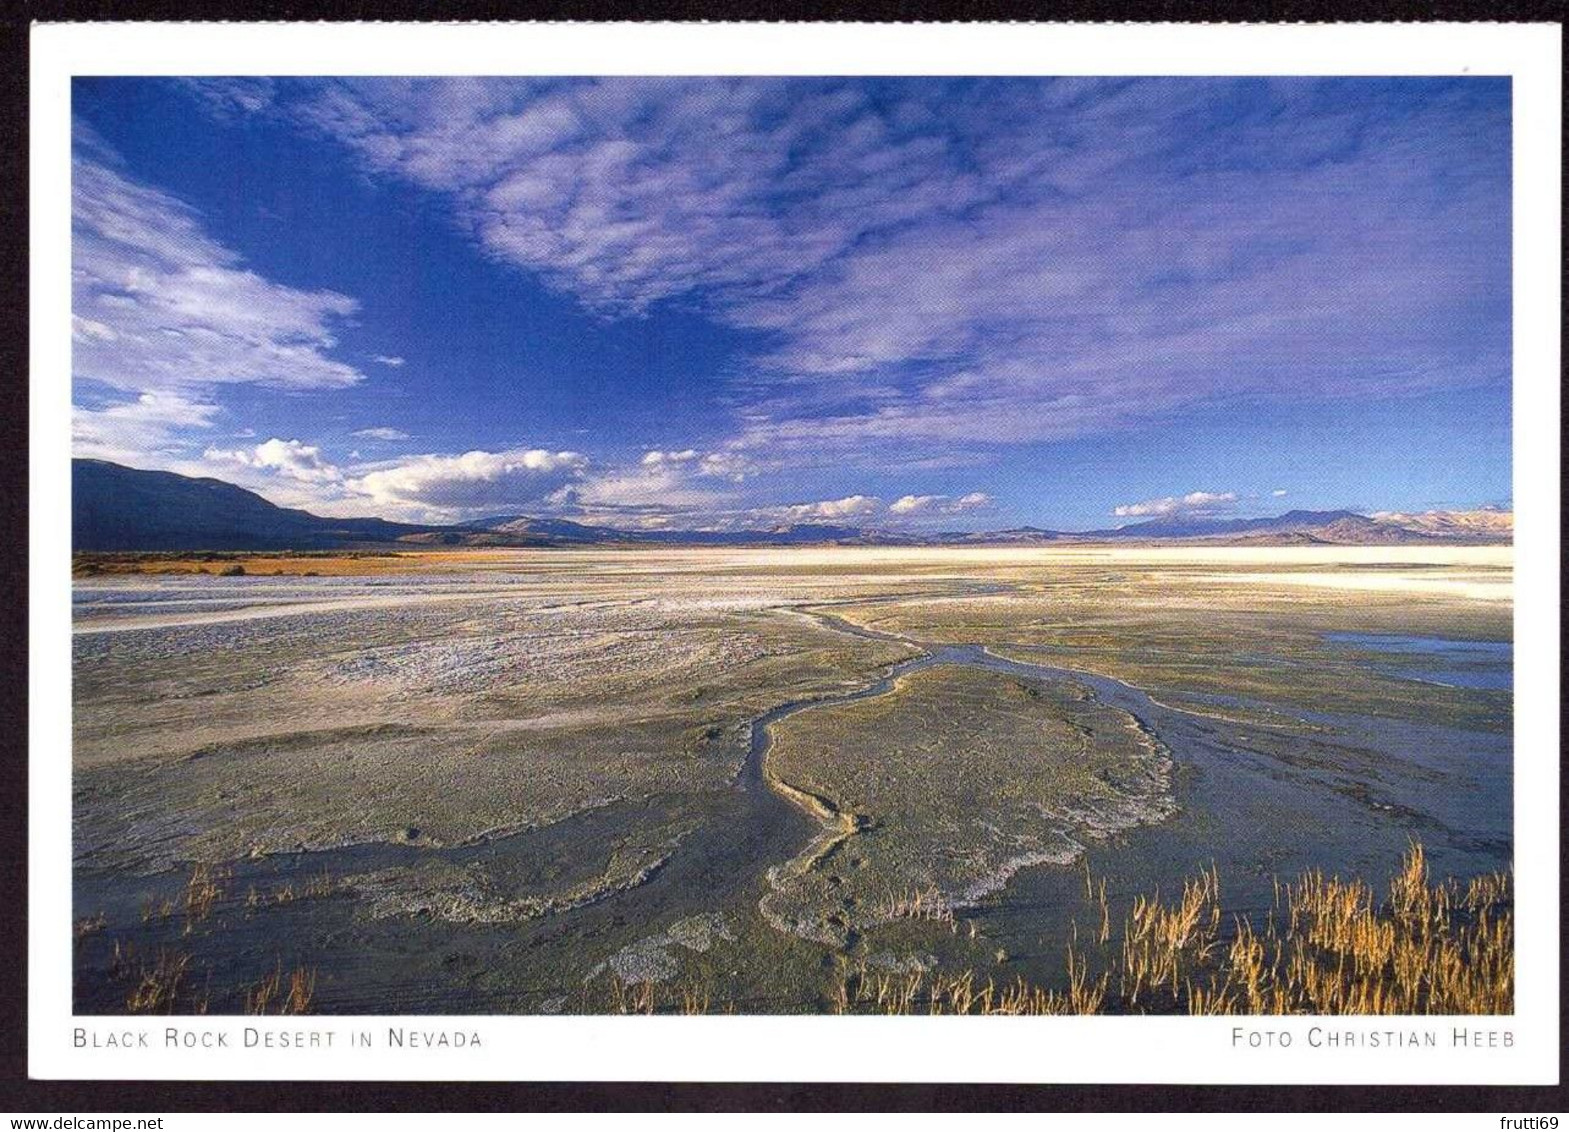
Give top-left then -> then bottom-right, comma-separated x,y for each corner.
71,459 -> 1513,552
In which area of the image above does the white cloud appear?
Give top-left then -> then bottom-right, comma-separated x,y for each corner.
1181,491 -> 1236,508
696,450 -> 756,482
352,427 -> 411,441
1113,490 -> 1238,519
1272,489 -> 1289,497
204,437 -> 342,484
178,78 -> 278,120
755,495 -> 880,523
633,447 -> 756,482
554,480 -> 887,533
72,391 -> 221,464
373,355 -> 406,367
72,150 -> 365,394
888,491 -> 995,517
889,494 -> 941,515
1112,499 -> 1173,518
569,449 -> 755,513
69,136 -> 369,505
346,447 -> 588,512
569,455 -> 735,513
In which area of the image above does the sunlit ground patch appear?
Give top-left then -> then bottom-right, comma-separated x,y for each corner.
760,664 -> 1175,946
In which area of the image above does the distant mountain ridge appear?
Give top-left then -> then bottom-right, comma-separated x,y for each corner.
71,460 -> 1513,552
72,459 -> 435,551
1369,507 -> 1514,539
1087,509 -> 1367,539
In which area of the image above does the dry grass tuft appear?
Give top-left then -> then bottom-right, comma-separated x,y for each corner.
246,871 -> 335,912
244,968 -> 281,1015
107,939 -> 133,981
825,946 -> 1113,1017
284,967 -> 317,1014
1145,845 -> 1509,1016
1121,864 -> 1222,1006
572,845 -> 1508,1018
606,976 -> 658,1015
678,982 -> 711,1015
879,885 -> 956,924
124,950 -> 192,1014
824,844 -> 1510,1016
245,964 -> 317,1015
182,863 -> 230,934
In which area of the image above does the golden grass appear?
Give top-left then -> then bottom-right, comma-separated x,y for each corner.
244,969 -> 279,1014
678,982 -> 711,1016
100,924 -> 323,1014
828,947 -> 1111,1016
825,843 -> 1510,1016
107,938 -> 133,981
244,870 -> 336,912
561,844 -> 1508,1017
245,964 -> 317,1015
124,949 -> 193,1014
74,550 -> 442,577
1237,842 -> 1514,1016
606,976 -> 658,1015
182,863 -> 228,933
594,976 -> 721,1016
1121,865 -> 1223,1006
285,967 -> 317,1014
879,885 -> 956,925
98,844 -> 1506,1017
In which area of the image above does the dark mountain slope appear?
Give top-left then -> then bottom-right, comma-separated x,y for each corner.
72,459 -> 432,551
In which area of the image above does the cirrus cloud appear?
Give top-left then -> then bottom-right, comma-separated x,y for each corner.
72,391 -> 221,464
73,143 -> 366,394
187,77 -> 1510,469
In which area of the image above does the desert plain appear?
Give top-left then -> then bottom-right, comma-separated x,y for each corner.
71,545 -> 1514,1015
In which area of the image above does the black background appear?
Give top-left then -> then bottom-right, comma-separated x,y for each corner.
1,1 -> 1563,1113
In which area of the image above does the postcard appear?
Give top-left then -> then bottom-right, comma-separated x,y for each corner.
26,20 -> 1562,1088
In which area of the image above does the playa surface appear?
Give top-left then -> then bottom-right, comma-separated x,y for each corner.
71,545 -> 1513,1014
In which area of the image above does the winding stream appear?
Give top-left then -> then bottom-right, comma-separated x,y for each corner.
764,604 -> 1510,923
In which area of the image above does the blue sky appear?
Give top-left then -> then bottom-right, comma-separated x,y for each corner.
70,76 -> 1512,530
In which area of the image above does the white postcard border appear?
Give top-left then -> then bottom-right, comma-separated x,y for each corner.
29,20 -> 1563,1084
